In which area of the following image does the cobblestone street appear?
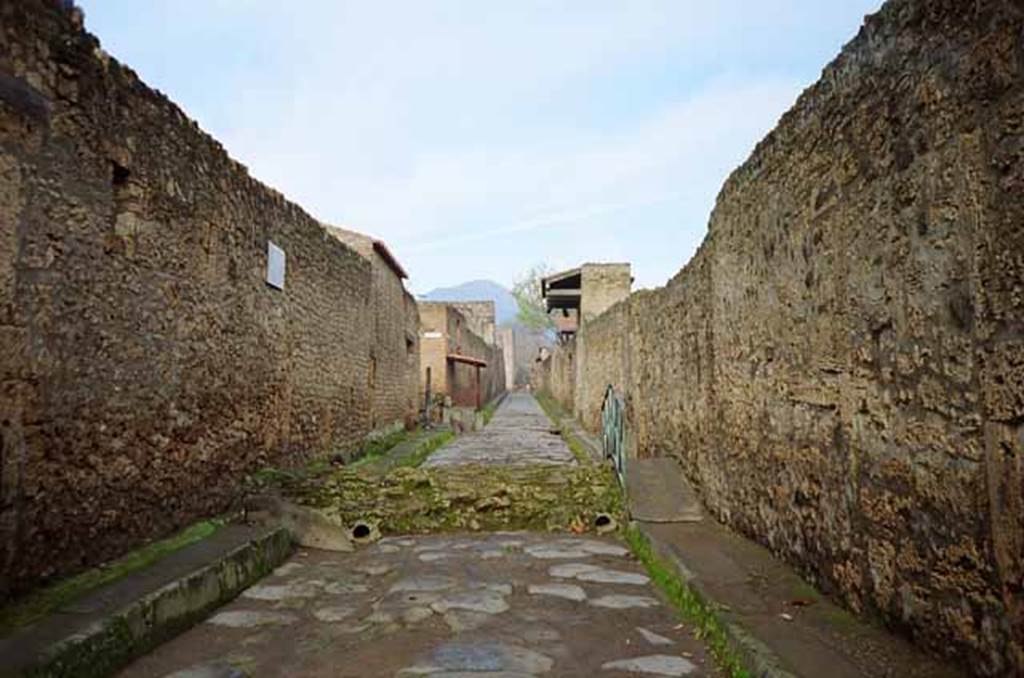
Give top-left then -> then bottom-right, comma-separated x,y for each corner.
118,396 -> 715,677
120,533 -> 714,677
423,394 -> 577,468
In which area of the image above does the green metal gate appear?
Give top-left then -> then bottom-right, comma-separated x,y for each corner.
602,385 -> 625,488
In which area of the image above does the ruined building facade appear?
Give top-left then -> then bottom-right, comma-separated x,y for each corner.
418,301 -> 505,413
0,1 -> 420,597
535,2 -> 1023,674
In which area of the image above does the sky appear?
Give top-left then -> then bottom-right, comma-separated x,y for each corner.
78,1 -> 880,294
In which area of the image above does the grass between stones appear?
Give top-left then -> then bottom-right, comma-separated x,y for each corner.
0,519 -> 224,634
533,390 -> 565,424
481,401 -> 499,425
350,427 -> 410,466
265,462 -> 625,535
247,414 -> 625,536
395,431 -> 455,469
348,428 -> 455,472
624,525 -> 751,678
247,394 -> 629,537
533,390 -> 595,465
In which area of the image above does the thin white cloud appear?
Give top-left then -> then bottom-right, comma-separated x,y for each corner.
80,0 -> 880,291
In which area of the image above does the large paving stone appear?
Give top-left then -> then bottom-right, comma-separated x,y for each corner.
601,654 -> 698,676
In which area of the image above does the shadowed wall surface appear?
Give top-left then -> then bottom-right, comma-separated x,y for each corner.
326,225 -> 421,433
0,1 -> 412,597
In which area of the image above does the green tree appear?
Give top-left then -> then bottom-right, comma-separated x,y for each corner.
512,264 -> 555,332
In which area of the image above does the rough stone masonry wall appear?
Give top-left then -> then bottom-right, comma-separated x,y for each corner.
450,314 -> 505,409
403,290 -> 421,423
448,300 -> 496,346
0,1 -> 385,597
325,226 -> 421,434
548,338 -> 576,413
418,302 -> 505,410
579,263 -> 631,323
566,1 -> 1024,674
572,298 -> 630,431
364,255 -> 418,432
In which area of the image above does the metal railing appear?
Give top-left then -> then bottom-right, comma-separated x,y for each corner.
601,384 -> 626,488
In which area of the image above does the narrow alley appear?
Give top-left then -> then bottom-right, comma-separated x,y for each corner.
2,2 -> 1020,676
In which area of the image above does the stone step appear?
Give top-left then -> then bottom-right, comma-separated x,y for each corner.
626,458 -> 703,523
0,524 -> 292,678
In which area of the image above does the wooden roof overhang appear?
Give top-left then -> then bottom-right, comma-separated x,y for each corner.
542,267 -> 582,312
447,353 -> 487,368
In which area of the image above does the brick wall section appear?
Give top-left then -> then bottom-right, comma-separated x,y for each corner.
0,1 -> 397,597
326,225 -> 420,432
547,2 -> 1024,673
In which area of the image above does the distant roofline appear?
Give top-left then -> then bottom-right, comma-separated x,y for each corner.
324,223 -> 408,280
371,240 -> 408,279
418,298 -> 495,306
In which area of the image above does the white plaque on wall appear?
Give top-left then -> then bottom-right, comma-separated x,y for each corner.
266,240 -> 285,290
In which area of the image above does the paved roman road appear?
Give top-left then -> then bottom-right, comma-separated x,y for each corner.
424,393 -> 577,467
119,394 -> 717,677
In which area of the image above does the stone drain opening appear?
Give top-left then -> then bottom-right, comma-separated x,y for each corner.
594,513 -> 617,534
350,521 -> 380,545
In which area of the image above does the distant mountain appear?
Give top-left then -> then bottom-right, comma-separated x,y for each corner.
420,279 -> 519,325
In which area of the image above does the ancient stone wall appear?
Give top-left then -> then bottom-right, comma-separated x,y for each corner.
573,300 -> 629,431
513,327 -> 550,387
403,290 -> 422,422
556,1 -> 1024,673
579,263 -> 631,324
450,306 -> 505,408
418,302 -> 505,410
531,354 -> 552,396
326,225 -> 419,433
0,1 -> 395,597
418,302 -> 451,400
548,338 -> 576,413
485,343 -> 507,405
496,325 -> 516,388
447,301 -> 496,346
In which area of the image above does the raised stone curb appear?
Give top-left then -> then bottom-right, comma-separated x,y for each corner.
636,522 -> 794,678
560,418 -> 602,462
635,520 -> 960,678
1,526 -> 293,678
359,426 -> 455,473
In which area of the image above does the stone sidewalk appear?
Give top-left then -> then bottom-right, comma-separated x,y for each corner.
120,533 -> 717,677
424,393 -> 577,467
